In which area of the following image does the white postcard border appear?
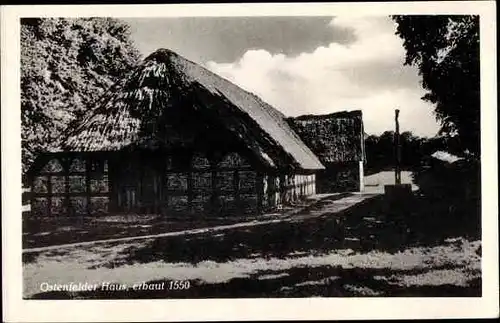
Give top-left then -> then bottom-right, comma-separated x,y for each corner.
2,2 -> 498,321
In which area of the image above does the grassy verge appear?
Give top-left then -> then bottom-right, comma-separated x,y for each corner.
24,192 -> 481,298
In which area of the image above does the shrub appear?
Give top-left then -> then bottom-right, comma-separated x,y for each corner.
412,156 -> 480,219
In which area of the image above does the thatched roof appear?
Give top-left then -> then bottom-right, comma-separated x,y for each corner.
57,48 -> 324,171
287,110 -> 365,164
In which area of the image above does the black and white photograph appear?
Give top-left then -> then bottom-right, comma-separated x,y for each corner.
2,1 -> 498,321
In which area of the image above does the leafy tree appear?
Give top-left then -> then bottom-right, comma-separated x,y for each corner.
21,18 -> 141,176
392,15 -> 480,157
365,131 -> 433,172
365,131 -> 396,172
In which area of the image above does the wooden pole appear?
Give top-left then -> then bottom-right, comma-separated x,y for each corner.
395,109 -> 401,185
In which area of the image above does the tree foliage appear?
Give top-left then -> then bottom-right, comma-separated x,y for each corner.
21,18 -> 141,175
392,15 -> 480,156
364,130 -> 463,173
365,131 -> 420,172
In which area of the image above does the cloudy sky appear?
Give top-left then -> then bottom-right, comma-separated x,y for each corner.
124,16 -> 440,137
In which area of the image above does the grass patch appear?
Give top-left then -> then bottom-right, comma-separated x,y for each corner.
24,191 -> 481,299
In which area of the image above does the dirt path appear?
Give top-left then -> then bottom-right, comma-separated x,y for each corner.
363,171 -> 418,194
23,193 -> 379,254
23,189 -> 481,299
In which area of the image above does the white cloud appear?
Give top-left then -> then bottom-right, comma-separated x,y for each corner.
206,16 -> 440,137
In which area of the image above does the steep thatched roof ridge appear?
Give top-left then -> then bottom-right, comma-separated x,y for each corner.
287,110 -> 365,163
59,48 -> 324,170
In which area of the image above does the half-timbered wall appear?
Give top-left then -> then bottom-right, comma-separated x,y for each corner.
271,174 -> 316,206
29,151 -> 317,217
166,151 -> 260,216
31,154 -> 110,217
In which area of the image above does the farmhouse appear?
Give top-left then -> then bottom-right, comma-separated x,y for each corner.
287,110 -> 366,193
27,48 -> 325,218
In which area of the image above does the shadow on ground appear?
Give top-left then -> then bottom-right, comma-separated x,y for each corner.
27,190 -> 481,299
110,193 -> 481,265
